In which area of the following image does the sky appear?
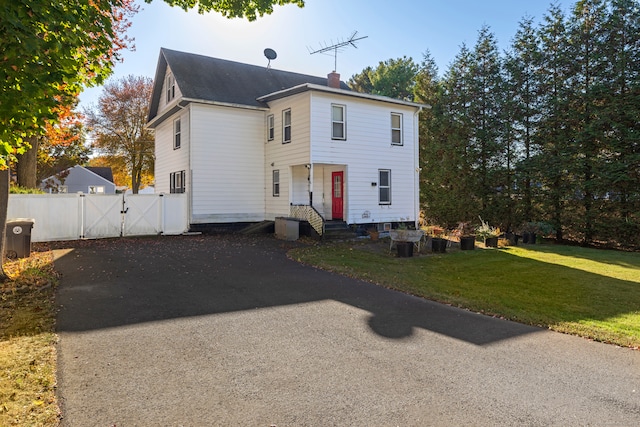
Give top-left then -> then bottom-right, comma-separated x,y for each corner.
79,0 -> 575,109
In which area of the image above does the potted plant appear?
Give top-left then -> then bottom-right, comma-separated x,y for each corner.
390,223 -> 423,257
425,225 -> 447,253
476,218 -> 500,248
456,221 -> 476,250
521,221 -> 555,244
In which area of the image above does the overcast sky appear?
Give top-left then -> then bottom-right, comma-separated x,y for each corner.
79,0 -> 574,109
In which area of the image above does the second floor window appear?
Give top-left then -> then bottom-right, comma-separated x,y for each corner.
267,114 -> 274,141
283,109 -> 291,143
174,118 -> 181,149
166,73 -> 175,103
332,104 -> 346,140
391,113 -> 403,145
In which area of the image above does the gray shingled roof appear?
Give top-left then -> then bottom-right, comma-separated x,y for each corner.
85,167 -> 114,183
148,48 -> 350,123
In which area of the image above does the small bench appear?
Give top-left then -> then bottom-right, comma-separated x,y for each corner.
389,229 -> 425,252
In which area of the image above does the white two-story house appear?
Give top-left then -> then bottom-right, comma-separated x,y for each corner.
147,48 -> 426,235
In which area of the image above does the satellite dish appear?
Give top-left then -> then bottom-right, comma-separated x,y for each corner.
264,48 -> 277,60
264,48 -> 277,68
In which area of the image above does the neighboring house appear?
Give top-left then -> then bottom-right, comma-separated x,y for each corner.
40,165 -> 116,194
147,48 -> 426,235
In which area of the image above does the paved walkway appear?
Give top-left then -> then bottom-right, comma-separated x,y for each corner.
54,234 -> 640,426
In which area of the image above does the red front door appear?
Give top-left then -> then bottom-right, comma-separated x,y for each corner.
332,171 -> 343,220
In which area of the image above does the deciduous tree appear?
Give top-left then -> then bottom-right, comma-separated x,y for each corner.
86,75 -> 154,194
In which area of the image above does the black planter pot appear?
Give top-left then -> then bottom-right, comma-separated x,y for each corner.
460,236 -> 476,250
431,237 -> 447,253
484,236 -> 499,248
396,241 -> 414,257
506,232 -> 519,246
523,232 -> 537,244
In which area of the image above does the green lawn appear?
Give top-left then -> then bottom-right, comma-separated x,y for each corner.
290,241 -> 640,348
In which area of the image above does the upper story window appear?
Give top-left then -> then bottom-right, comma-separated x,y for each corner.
173,118 -> 181,149
391,113 -> 403,145
272,170 -> 280,196
283,109 -> 291,143
379,169 -> 391,205
170,170 -> 185,193
331,104 -> 346,140
166,73 -> 175,103
267,114 -> 274,141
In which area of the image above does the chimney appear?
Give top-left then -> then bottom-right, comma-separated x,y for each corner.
327,71 -> 341,89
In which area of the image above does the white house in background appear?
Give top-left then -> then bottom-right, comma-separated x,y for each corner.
146,48 -> 426,235
40,165 -> 116,194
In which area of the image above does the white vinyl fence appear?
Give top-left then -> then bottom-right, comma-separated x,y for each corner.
8,193 -> 189,242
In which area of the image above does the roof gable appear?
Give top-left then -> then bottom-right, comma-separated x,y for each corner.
148,48 -> 350,123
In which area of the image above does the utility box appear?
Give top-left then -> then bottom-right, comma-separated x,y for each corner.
275,217 -> 299,241
5,218 -> 35,259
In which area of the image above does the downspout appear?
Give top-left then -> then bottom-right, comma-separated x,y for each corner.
414,106 -> 423,229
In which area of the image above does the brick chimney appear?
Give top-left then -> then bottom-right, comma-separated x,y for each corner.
327,71 -> 341,89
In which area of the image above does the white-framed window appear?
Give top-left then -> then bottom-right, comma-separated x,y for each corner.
331,104 -> 346,140
166,73 -> 175,103
88,186 -> 105,194
379,169 -> 391,205
170,170 -> 185,194
173,118 -> 181,149
267,114 -> 274,141
282,109 -> 291,143
272,170 -> 280,196
391,113 -> 403,145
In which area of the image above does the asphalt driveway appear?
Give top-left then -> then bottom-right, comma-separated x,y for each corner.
54,234 -> 640,426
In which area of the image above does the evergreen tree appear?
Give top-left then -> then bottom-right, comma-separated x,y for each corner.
504,16 -> 542,228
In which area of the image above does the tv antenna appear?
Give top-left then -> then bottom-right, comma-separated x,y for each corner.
308,31 -> 368,72
264,48 -> 277,69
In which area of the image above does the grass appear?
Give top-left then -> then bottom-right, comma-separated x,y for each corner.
290,240 -> 640,348
1,249 -> 60,426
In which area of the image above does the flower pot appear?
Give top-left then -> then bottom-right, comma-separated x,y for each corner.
368,231 -> 379,241
396,241 -> 414,257
460,236 -> 475,250
506,232 -> 518,246
484,236 -> 499,248
431,237 -> 447,253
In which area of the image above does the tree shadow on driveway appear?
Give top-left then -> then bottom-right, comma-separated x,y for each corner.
53,234 -> 540,345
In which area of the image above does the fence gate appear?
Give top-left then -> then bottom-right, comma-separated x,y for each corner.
122,194 -> 162,236
8,193 -> 188,243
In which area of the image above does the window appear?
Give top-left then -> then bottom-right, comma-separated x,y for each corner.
391,113 -> 403,145
331,104 -> 346,140
282,109 -> 291,143
174,118 -> 181,149
272,170 -> 280,196
88,186 -> 104,194
170,171 -> 185,193
379,169 -> 391,205
166,73 -> 175,103
267,114 -> 274,141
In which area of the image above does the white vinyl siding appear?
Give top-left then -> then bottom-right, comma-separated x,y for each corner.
309,92 -> 418,224
264,93 -> 311,219
158,67 -> 182,113
190,104 -> 265,223
331,104 -> 346,140
154,110 -> 190,194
